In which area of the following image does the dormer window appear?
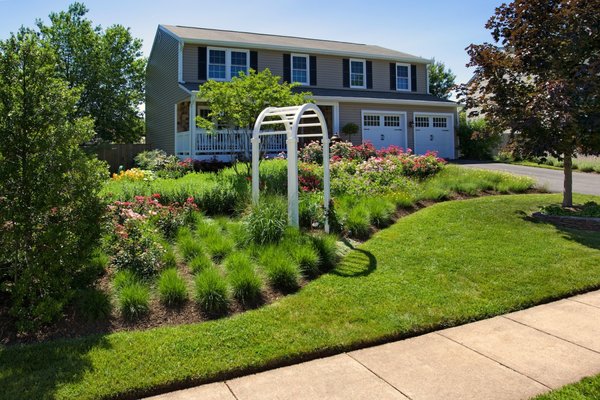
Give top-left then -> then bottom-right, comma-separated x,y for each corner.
350,59 -> 366,89
291,54 -> 310,85
396,63 -> 411,91
208,48 -> 249,81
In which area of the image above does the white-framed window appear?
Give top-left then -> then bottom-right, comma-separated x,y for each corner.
208,47 -> 249,81
363,114 -> 379,127
415,116 -> 429,127
350,59 -> 366,88
396,63 -> 411,91
291,54 -> 310,85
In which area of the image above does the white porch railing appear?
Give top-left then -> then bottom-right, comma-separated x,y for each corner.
194,130 -> 286,157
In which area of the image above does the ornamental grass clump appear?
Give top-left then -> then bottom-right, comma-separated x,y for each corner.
177,228 -> 203,261
226,255 -> 263,306
259,246 -> 300,292
310,233 -> 339,272
245,197 -> 287,245
363,197 -> 396,228
189,253 -> 213,274
195,266 -> 230,316
118,281 -> 150,321
290,244 -> 320,278
158,268 -> 188,307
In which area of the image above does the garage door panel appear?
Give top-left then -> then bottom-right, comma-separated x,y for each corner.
362,112 -> 407,150
414,114 -> 454,159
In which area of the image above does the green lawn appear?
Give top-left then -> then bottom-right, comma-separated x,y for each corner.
1,194 -> 600,400
534,374 -> 600,399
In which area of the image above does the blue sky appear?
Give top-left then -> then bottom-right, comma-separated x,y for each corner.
0,0 -> 501,85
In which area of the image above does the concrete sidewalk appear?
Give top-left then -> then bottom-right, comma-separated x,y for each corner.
146,290 -> 600,400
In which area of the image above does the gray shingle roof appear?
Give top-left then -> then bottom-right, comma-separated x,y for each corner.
161,25 -> 431,64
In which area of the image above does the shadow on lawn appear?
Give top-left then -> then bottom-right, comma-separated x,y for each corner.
331,239 -> 377,278
517,210 -> 600,251
0,334 -> 111,399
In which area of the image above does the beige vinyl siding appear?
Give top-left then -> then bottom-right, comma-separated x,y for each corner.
257,49 -> 284,77
315,55 -> 342,88
146,29 -> 189,155
182,44 -> 198,83
338,102 -> 458,156
180,44 -> 429,93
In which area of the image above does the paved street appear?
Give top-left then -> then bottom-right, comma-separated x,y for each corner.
457,162 -> 600,195
146,290 -> 600,400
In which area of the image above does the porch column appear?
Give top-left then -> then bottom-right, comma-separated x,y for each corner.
189,94 -> 196,158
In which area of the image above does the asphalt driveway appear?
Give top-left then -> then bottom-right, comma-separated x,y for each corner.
456,162 -> 600,196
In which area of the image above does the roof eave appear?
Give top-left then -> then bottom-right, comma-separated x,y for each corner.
160,26 -> 433,64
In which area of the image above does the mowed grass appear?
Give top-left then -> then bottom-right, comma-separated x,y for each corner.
1,194 -> 600,400
534,373 -> 600,399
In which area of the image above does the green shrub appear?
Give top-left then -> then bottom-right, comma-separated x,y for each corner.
177,229 -> 204,261
245,197 -> 287,245
299,193 -> 324,229
310,233 -> 339,272
229,265 -> 263,306
259,159 -> 288,195
195,267 -> 229,316
0,31 -> 106,331
456,113 -> 501,160
74,249 -> 108,288
111,219 -> 165,278
75,288 -> 112,321
158,268 -> 188,306
259,246 -> 300,292
118,281 -> 150,320
189,253 -> 213,274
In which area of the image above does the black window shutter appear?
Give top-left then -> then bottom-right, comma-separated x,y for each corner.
343,59 -> 350,88
198,47 -> 207,81
309,56 -> 317,86
283,54 -> 291,82
389,63 -> 396,90
366,61 -> 373,89
411,65 -> 417,92
250,51 -> 258,72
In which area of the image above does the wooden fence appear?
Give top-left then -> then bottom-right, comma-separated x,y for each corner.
86,143 -> 150,173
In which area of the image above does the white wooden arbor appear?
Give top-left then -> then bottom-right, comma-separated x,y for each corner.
251,104 -> 331,232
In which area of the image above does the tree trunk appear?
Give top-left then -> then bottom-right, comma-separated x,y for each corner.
562,152 -> 573,207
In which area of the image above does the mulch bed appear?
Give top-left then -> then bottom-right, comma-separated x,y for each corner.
0,189 -> 541,346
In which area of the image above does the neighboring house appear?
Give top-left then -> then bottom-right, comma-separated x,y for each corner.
146,25 -> 459,160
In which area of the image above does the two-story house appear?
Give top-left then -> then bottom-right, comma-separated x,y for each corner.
146,25 -> 459,160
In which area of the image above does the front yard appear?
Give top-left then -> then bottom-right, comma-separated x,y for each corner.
1,192 -> 599,400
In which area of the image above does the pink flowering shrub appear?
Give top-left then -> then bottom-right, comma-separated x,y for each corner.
106,195 -> 198,277
299,163 -> 323,192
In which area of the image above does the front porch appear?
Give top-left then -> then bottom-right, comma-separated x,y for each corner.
174,98 -> 338,160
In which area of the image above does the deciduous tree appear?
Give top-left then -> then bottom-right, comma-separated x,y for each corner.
461,0 -> 600,207
37,2 -> 146,143
428,60 -> 456,99
0,29 -> 106,331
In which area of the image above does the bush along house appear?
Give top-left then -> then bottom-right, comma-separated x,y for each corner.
146,25 -> 459,161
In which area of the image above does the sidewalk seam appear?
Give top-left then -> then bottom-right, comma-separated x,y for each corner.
502,315 -> 600,356
567,298 -> 600,310
434,332 -> 552,390
345,352 -> 414,400
224,381 -> 240,400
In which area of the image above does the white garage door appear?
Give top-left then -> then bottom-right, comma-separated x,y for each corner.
413,114 -> 455,159
362,112 -> 407,150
